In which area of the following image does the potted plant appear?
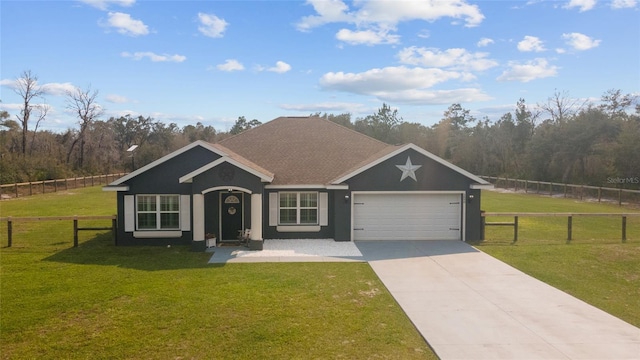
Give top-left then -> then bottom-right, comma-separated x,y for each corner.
205,233 -> 217,248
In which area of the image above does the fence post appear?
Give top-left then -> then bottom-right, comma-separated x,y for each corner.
525,180 -> 528,193
564,183 -> 567,198
14,183 -> 18,198
598,187 -> 602,203
619,189 -> 622,207
29,182 -> 33,196
549,182 -> 553,196
567,216 -> 573,243
622,216 -> 627,243
112,217 -> 118,245
513,216 -> 518,244
7,217 -> 12,247
42,180 -> 45,195
73,217 -> 79,247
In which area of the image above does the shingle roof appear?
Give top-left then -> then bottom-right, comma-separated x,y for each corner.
217,116 -> 393,185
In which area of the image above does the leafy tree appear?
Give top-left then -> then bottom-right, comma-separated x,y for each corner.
599,89 -> 638,120
312,112 -> 353,128
229,116 -> 261,135
354,103 -> 402,144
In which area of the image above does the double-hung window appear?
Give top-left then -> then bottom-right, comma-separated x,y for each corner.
136,195 -> 180,230
279,192 -> 318,225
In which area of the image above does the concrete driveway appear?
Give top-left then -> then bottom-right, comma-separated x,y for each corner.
356,240 -> 640,360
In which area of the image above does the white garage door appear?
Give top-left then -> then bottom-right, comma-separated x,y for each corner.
352,193 -> 462,241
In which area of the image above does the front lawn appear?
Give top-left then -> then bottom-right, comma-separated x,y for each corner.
0,188 -> 434,359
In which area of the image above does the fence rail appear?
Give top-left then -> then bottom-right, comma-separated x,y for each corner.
481,176 -> 640,206
0,173 -> 126,200
481,212 -> 640,243
1,215 -> 117,248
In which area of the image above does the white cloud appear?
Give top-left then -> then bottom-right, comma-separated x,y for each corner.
279,102 -> 367,113
104,12 -> 149,36
611,0 -> 637,8
41,82 -> 78,96
320,66 -> 473,97
1,79 -> 77,96
296,0 -> 485,47
0,102 -> 23,112
477,37 -> 494,47
259,61 -> 291,73
562,32 -> 601,50
121,51 -> 186,62
317,65 -> 492,104
197,13 -> 228,38
497,58 -> 558,82
564,0 -> 597,11
336,28 -> 400,45
105,94 -> 131,103
397,47 -> 498,71
78,0 -> 135,10
351,0 -> 484,27
217,59 -> 244,72
376,88 -> 492,105
517,36 -> 546,52
296,0 -> 352,31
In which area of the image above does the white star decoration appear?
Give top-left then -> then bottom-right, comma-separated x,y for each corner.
396,156 -> 422,182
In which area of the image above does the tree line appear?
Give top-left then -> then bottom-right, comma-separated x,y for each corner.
1,70 -> 638,189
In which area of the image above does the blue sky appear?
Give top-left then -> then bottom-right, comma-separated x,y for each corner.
1,0 -> 638,132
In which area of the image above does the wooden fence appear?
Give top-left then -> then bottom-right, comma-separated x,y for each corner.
0,173 -> 126,200
481,176 -> 640,206
481,212 -> 640,243
1,216 -> 117,248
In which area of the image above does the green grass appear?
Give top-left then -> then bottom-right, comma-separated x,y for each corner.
478,190 -> 640,327
482,190 -> 640,244
1,187 -> 434,359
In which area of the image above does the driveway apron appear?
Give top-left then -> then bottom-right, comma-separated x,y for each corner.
356,240 -> 640,360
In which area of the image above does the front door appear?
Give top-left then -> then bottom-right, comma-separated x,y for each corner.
221,192 -> 243,241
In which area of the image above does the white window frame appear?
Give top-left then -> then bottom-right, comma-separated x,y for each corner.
278,192 -> 319,226
135,194 -> 181,230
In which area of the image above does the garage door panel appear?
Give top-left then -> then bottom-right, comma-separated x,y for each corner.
353,193 -> 462,241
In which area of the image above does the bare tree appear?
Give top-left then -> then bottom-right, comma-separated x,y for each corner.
13,70 -> 46,156
538,89 -> 587,123
66,85 -> 103,169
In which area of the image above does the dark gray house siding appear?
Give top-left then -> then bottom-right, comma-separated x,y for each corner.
343,148 -> 483,242
105,120 -> 490,246
114,146 -> 221,246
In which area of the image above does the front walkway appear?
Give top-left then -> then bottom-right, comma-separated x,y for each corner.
207,239 -> 363,263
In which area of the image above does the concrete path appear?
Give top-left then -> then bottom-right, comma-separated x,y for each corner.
356,240 -> 640,360
208,239 -> 363,263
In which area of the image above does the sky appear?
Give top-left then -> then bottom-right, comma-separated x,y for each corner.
1,0 -> 639,133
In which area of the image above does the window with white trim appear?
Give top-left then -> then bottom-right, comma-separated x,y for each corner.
136,195 -> 180,230
279,192 -> 318,225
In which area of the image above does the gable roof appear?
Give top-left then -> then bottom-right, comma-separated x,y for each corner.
108,140 -> 224,186
331,143 -> 490,185
218,116 -> 392,185
179,143 -> 274,183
